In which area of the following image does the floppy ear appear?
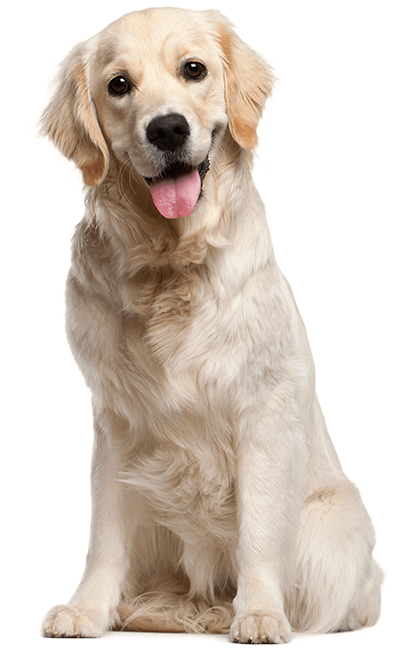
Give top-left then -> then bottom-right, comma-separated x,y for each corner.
214,17 -> 274,149
40,43 -> 109,186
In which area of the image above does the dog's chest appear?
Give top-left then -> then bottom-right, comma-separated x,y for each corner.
117,259 -> 281,420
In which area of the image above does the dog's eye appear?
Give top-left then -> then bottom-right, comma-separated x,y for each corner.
108,75 -> 132,97
183,61 -> 207,81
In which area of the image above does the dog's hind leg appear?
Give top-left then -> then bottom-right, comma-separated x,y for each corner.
286,479 -> 383,634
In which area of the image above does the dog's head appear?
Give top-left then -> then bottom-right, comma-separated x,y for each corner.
41,8 -> 273,219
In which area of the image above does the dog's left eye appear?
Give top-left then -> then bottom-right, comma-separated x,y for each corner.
108,75 -> 132,96
183,61 -> 207,81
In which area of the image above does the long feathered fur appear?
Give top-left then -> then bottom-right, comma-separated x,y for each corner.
41,8 -> 383,643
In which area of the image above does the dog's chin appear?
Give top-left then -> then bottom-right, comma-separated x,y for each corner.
143,156 -> 210,220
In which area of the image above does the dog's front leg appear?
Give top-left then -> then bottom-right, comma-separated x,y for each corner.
42,415 -> 131,638
230,403 -> 296,644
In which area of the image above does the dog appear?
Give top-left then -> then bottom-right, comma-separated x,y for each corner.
40,7 -> 383,643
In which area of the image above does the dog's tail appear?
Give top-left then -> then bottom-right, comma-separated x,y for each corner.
115,591 -> 233,634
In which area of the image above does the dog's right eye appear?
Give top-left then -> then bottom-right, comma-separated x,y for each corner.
108,75 -> 132,97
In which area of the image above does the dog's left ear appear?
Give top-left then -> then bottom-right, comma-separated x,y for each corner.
40,42 -> 109,186
211,14 -> 274,149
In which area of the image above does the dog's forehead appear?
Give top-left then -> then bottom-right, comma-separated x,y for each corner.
94,8 -> 220,74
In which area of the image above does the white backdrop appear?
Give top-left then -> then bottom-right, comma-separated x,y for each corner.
10,6 -> 400,647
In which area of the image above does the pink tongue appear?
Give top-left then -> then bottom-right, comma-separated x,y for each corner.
150,169 -> 201,219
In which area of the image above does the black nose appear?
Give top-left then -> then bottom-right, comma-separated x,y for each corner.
146,113 -> 190,151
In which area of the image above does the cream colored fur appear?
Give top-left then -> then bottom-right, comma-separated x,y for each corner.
40,7 -> 383,644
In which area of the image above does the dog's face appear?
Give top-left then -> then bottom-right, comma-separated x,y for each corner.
93,10 -> 227,180
92,10 -> 228,218
42,8 -> 273,219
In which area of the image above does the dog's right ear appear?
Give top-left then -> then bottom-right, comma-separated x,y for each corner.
40,43 -> 109,186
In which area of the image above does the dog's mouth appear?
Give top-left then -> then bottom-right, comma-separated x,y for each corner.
144,157 -> 210,219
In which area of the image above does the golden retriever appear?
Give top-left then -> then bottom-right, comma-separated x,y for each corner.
40,7 -> 383,643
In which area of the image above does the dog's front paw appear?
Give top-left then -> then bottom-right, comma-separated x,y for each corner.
41,605 -> 108,638
229,610 -> 292,644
